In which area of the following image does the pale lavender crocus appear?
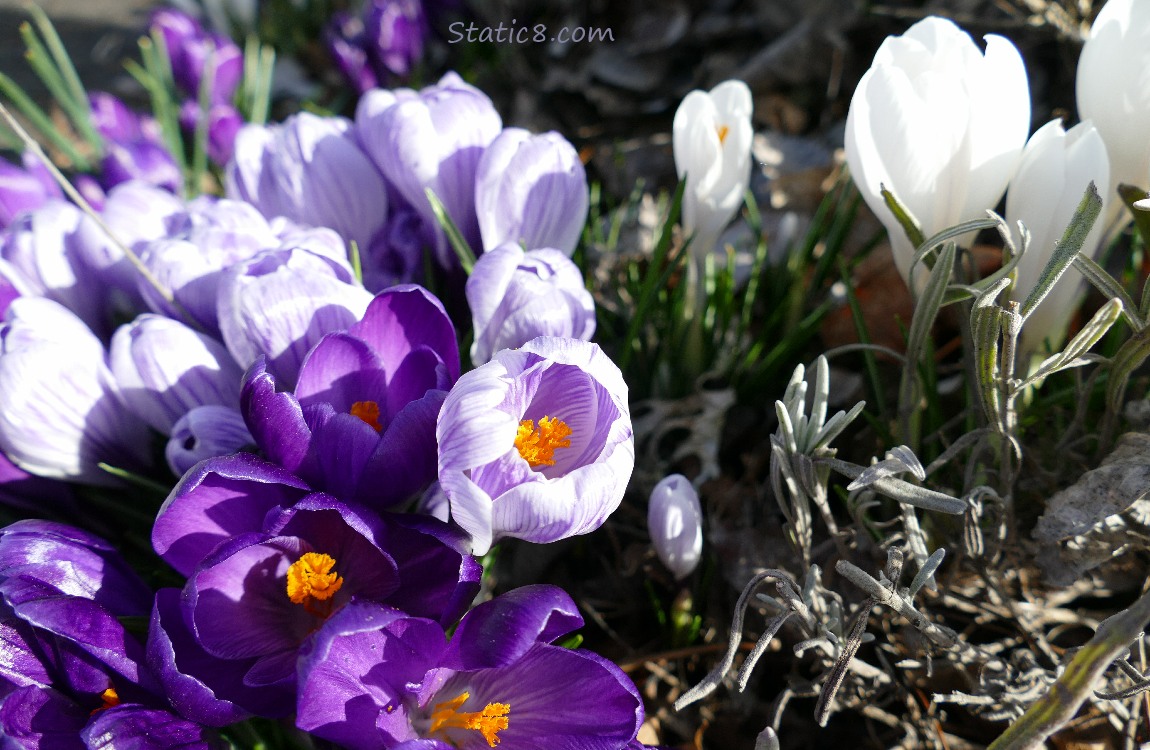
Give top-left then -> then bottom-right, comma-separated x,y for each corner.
166,405 -> 254,476
0,298 -> 151,484
217,246 -> 374,389
110,314 -> 245,435
226,112 -> 390,254
356,72 -> 502,266
437,336 -> 633,554
647,474 -> 703,580
474,128 -> 589,255
0,152 -> 62,228
466,244 -> 595,366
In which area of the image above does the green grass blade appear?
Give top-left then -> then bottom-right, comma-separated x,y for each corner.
0,70 -> 89,167
1020,182 -> 1103,321
425,188 -> 477,274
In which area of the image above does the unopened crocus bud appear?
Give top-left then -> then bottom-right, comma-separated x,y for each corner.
152,8 -> 242,103
365,0 -> 425,79
1006,119 -> 1109,361
101,138 -> 183,194
647,474 -> 703,580
325,12 -> 378,94
1077,0 -> 1150,199
217,247 -> 373,388
466,243 -> 595,366
110,314 -> 245,434
844,16 -> 1030,289
0,153 -> 62,228
0,298 -> 151,484
179,101 -> 243,165
673,79 -> 753,260
474,128 -> 589,255
165,405 -> 253,476
226,112 -> 389,254
356,72 -> 502,266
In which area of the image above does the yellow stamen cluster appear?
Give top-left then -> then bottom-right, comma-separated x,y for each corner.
428,692 -> 510,748
90,687 -> 120,716
286,552 -> 344,616
350,400 -> 382,432
716,124 -> 730,144
514,416 -> 572,468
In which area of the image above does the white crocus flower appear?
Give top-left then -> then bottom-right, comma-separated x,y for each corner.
1076,0 -> 1150,233
647,474 -> 703,581
1006,119 -> 1109,362
672,79 -> 754,293
845,16 -> 1030,290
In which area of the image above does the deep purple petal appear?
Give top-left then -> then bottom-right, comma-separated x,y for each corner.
350,285 -> 460,384
82,703 -> 228,750
358,390 -> 444,508
152,453 -> 312,577
146,589 -> 262,726
295,333 -> 389,414
442,585 -> 582,671
296,602 -> 446,750
445,644 -> 642,749
0,685 -> 87,749
298,404 -> 380,499
240,357 -> 311,473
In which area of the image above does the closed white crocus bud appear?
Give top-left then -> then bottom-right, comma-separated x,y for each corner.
1077,0 -> 1150,204
1006,119 -> 1109,362
845,16 -> 1030,290
672,79 -> 753,263
648,474 -> 703,581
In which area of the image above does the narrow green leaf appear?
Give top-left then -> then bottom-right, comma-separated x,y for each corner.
880,183 -> 925,249
425,188 -> 476,274
1020,182 -> 1103,321
1107,325 -> 1150,413
1022,297 -> 1122,386
1072,253 -> 1143,331
907,216 -> 1001,286
24,5 -> 103,151
969,277 -> 1011,429
0,70 -> 88,167
898,241 -> 956,443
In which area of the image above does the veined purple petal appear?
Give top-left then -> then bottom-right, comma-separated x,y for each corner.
296,602 -> 446,749
82,703 -> 228,749
442,584 -> 582,672
0,153 -> 62,228
358,389 -> 445,508
152,453 -> 312,576
350,284 -> 461,385
165,405 -> 254,477
217,247 -> 373,389
240,357 -> 311,473
0,685 -> 88,748
439,644 -> 642,749
474,128 -> 589,255
297,403 -> 381,500
110,314 -> 244,434
295,333 -> 389,415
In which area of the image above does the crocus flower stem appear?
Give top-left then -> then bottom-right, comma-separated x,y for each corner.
0,102 -> 191,321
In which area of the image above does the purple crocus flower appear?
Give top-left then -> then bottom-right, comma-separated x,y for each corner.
365,0 -> 426,79
0,298 -> 151,484
437,337 -> 633,554
0,520 -> 225,748
241,284 -> 458,507
217,246 -> 374,389
356,72 -> 502,267
296,584 -> 643,749
166,405 -> 254,477
466,244 -> 595,366
110,314 -> 245,435
149,470 -> 480,720
363,202 -> 427,291
0,152 -> 62,228
179,101 -> 244,165
89,92 -> 145,144
326,12 -> 379,94
474,128 -> 589,255
102,138 -> 183,194
152,9 -> 242,104
226,112 -> 390,254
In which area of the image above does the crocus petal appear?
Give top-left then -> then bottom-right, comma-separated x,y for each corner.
152,453 -> 312,576
442,584 -> 582,671
82,703 -> 228,750
240,357 -> 311,472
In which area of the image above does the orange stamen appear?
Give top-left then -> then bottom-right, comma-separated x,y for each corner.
286,552 -> 344,617
514,416 -> 572,468
428,692 -> 510,747
716,124 -> 730,144
350,400 -> 382,431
